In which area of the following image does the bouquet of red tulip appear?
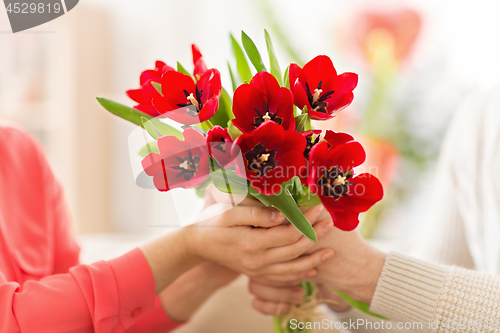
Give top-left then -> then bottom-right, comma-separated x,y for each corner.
97,30 -> 384,332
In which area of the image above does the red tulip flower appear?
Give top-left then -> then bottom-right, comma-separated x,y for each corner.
126,60 -> 174,117
308,140 -> 383,231
152,69 -> 222,125
323,130 -> 355,148
299,130 -> 353,184
232,72 -> 295,133
206,125 -> 235,167
234,122 -> 306,195
192,44 -> 208,79
142,128 -> 210,191
289,55 -> 358,121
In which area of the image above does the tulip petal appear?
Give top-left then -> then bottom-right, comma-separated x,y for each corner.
300,55 -> 337,93
233,84 -> 266,133
250,72 -> 281,109
288,63 -> 302,93
292,80 -> 310,112
327,141 -> 366,171
344,173 -> 384,213
323,131 -> 354,148
126,88 -> 146,104
276,87 -> 296,131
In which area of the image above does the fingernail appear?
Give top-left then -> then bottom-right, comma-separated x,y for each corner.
323,221 -> 333,233
293,290 -> 303,301
271,211 -> 284,223
316,205 -> 324,214
321,251 -> 334,262
306,270 -> 317,277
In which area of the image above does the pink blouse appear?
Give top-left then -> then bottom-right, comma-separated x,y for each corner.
0,124 -> 183,332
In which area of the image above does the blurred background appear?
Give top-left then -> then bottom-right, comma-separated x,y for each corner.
2,0 -> 500,331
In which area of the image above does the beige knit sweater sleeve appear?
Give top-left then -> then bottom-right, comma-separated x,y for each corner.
369,252 -> 500,332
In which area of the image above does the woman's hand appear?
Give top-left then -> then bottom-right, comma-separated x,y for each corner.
180,202 -> 335,280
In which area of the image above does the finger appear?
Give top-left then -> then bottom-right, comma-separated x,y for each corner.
258,248 -> 334,276
263,219 -> 334,264
212,204 -> 285,227
251,298 -> 290,316
252,205 -> 325,248
260,269 -> 318,283
249,281 -> 304,303
250,277 -> 301,287
300,205 -> 324,226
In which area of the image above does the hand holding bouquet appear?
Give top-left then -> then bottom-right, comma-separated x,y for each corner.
97,30 -> 384,332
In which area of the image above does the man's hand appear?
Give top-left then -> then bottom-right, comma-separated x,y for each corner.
247,279 -> 352,316
302,209 -> 387,303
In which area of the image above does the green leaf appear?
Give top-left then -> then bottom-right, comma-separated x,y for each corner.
304,113 -> 312,131
195,187 -> 206,198
230,34 -> 253,83
144,117 -> 183,140
209,88 -> 233,128
289,176 -> 304,198
273,316 -> 286,333
96,97 -> 153,127
138,140 -> 159,158
211,168 -> 249,194
300,281 -> 315,297
227,119 -> 243,140
295,106 -> 312,131
283,64 -> 290,89
195,176 -> 213,198
249,181 -> 317,243
302,105 -> 308,115
295,188 -> 322,207
227,62 -> 239,92
264,29 -> 282,86
200,120 -> 214,131
334,290 -> 389,320
177,62 -> 195,81
151,81 -> 163,96
141,117 -> 162,139
295,114 -> 308,132
241,31 -> 267,73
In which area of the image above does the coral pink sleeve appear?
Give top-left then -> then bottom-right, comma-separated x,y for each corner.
0,125 -> 185,332
125,297 -> 185,333
0,248 -> 163,333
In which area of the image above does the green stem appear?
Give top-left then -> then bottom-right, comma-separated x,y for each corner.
201,119 -> 214,130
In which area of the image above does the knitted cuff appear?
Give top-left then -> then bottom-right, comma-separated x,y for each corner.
369,252 -> 451,323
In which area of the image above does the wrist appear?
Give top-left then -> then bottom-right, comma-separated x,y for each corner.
178,227 -> 203,264
351,248 -> 386,303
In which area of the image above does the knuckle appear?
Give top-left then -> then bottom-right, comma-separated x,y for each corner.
250,207 -> 262,224
286,247 -> 300,260
285,230 -> 300,244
